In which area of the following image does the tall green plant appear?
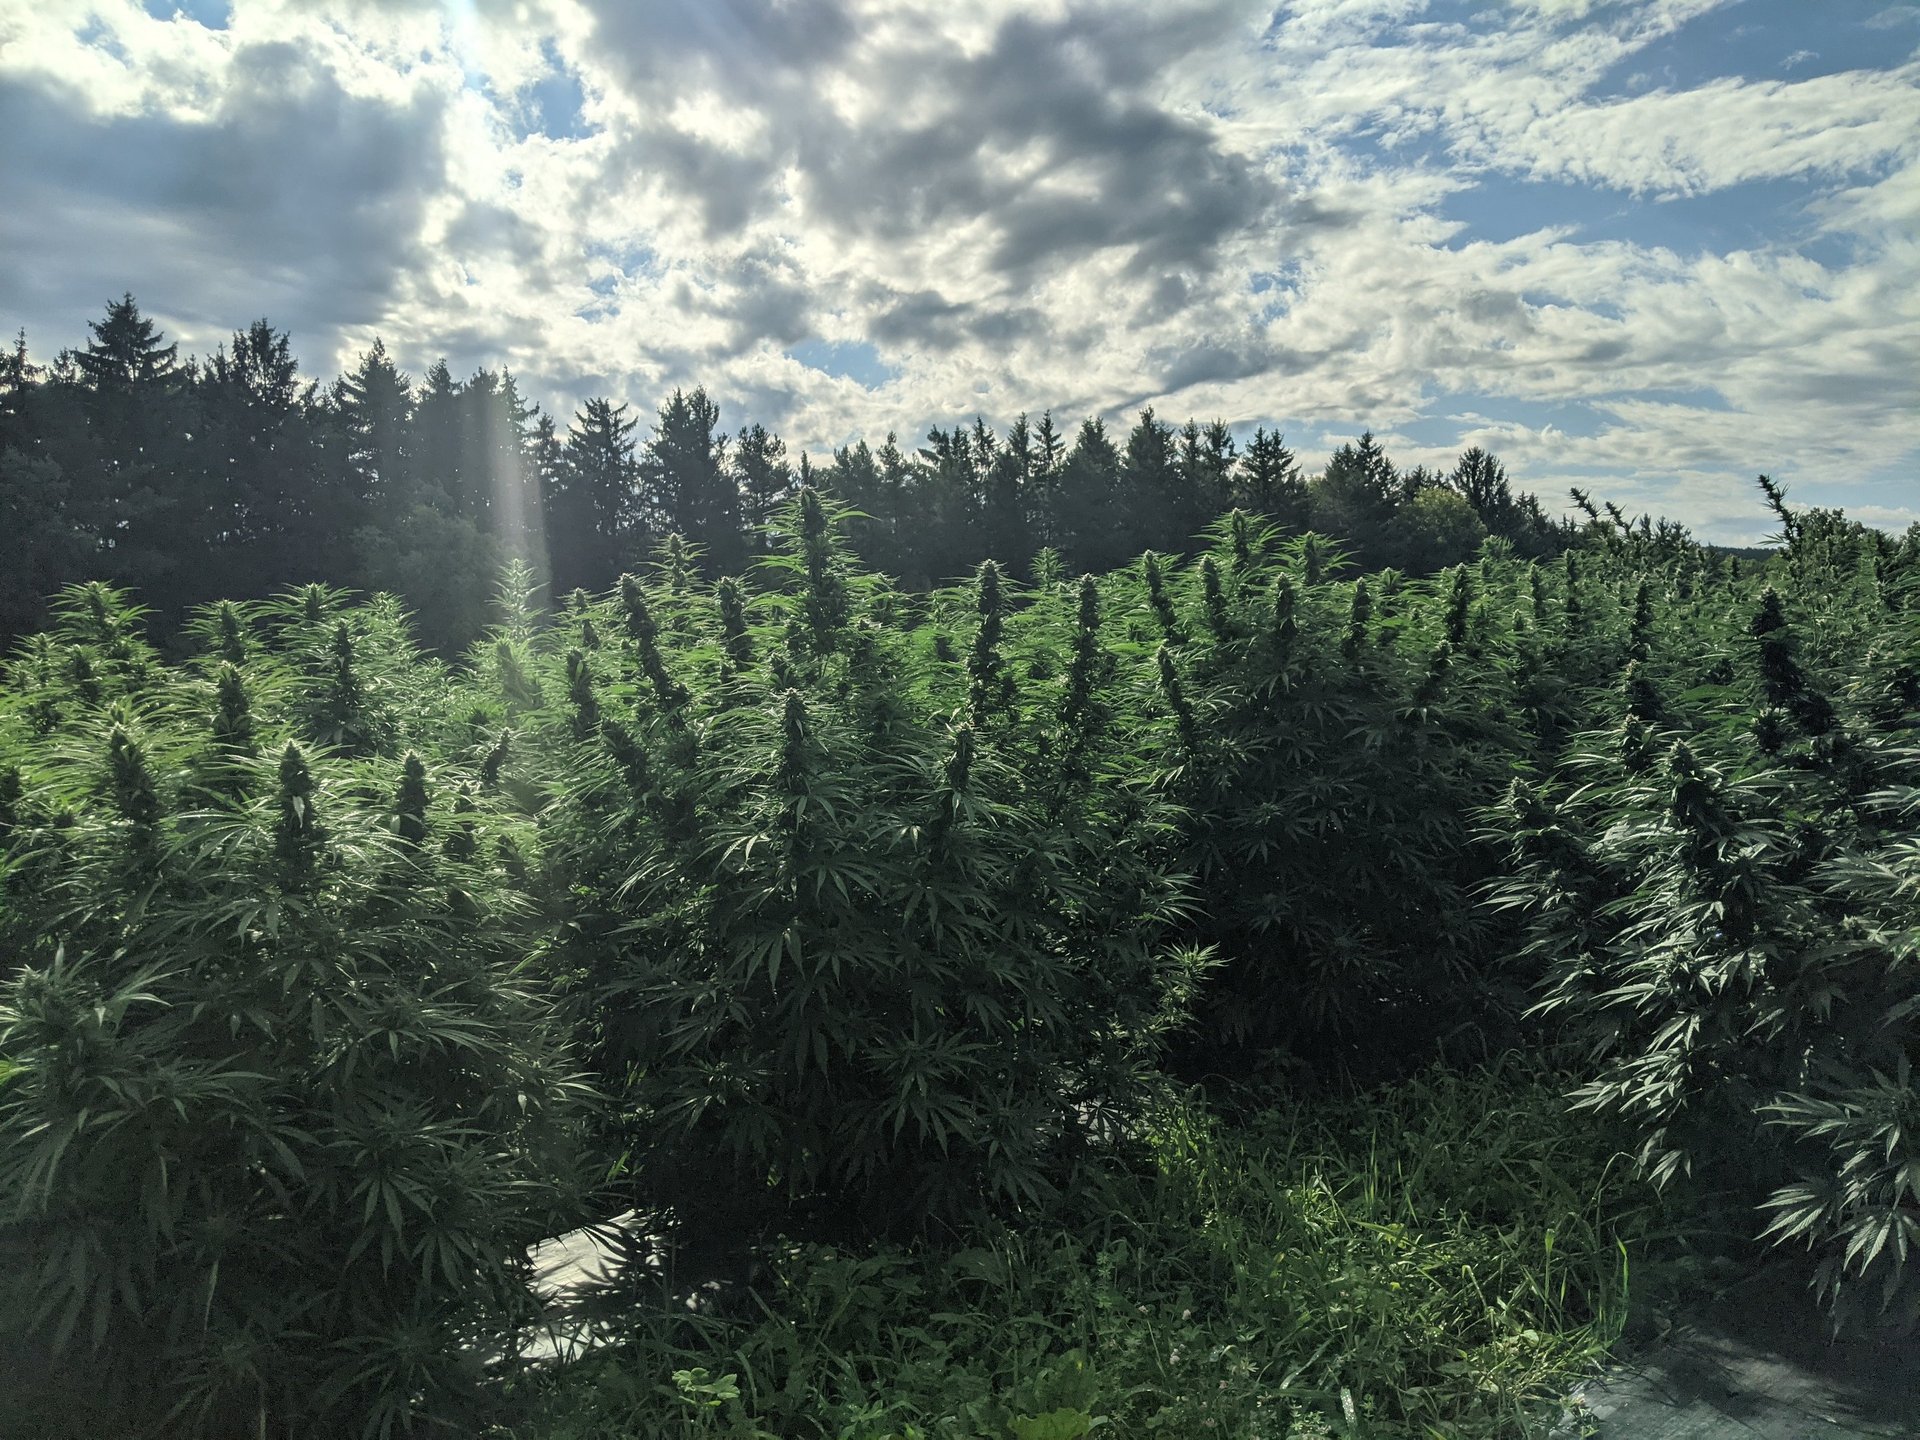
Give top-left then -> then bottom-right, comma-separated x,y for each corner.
534,510 -> 1199,1240
1493,553 -> 1920,1329
0,586 -> 589,1438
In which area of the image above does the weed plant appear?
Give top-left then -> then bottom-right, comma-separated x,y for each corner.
1,481 -> 1915,1438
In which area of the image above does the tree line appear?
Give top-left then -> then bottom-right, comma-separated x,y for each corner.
0,295 -> 1570,652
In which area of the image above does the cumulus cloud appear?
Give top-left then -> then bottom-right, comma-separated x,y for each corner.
0,31 -> 449,348
0,0 -> 1915,543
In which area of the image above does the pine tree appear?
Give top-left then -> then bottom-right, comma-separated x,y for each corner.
330,338 -> 412,520
1051,418 -> 1126,574
1447,447 -> 1514,534
917,422 -> 984,579
981,414 -> 1034,572
60,295 -> 196,613
0,329 -> 38,450
71,293 -> 179,391
1236,426 -> 1307,530
643,387 -> 740,573
1311,431 -> 1398,561
524,408 -> 565,597
463,368 -> 542,565
734,420 -> 794,548
411,358 -> 466,513
1173,418 -> 1235,545
1121,407 -> 1179,555
198,320 -> 345,598
550,397 -> 640,594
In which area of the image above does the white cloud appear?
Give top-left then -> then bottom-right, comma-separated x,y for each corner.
0,0 -> 1915,544
1474,66 -> 1920,195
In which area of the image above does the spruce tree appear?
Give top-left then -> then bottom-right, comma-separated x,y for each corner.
643,387 -> 740,573
1236,426 -> 1308,531
551,398 -> 640,594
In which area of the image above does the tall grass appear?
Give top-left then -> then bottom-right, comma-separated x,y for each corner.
498,1063 -> 1652,1440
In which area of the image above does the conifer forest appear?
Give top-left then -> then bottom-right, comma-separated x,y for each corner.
2,300 -> 1918,1440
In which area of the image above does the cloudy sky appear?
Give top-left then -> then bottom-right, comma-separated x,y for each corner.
2,0 -> 1916,542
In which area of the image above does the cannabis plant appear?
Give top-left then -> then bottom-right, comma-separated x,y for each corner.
1131,523 -> 1525,1078
1493,525 -> 1920,1329
534,499 -> 1201,1241
0,586 -> 589,1438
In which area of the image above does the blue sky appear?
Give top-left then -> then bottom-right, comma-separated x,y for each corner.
2,0 -> 1916,542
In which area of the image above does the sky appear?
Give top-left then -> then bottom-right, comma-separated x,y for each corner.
1,0 -> 1916,544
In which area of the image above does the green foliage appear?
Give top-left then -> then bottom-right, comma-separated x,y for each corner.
1128,522 -> 1534,1074
0,584 -> 591,1438
3,470 -> 1916,1440
492,1066 -> 1648,1440
1490,483 -> 1920,1329
5,294 -> 1578,652
1383,486 -> 1488,575
526,494 -> 1201,1238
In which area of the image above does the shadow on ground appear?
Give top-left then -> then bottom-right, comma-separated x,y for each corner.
1555,1264 -> 1920,1439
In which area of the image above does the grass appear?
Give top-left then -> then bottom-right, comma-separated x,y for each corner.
490,1061 -> 1657,1440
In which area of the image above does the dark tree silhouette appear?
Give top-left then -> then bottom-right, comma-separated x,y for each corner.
0,292 -> 1577,651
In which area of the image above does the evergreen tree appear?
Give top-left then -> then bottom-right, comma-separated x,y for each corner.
59,294 -> 197,615
1025,410 -> 1065,549
1121,407 -> 1179,555
1235,426 -> 1308,530
0,329 -> 40,451
329,339 -> 412,521
919,422 -> 985,580
874,433 -> 915,580
734,420 -> 794,548
525,409 -> 566,595
1173,418 -> 1235,545
1447,447 -> 1512,531
1033,410 -> 1065,472
548,397 -> 640,594
459,368 -> 541,561
0,333 -> 79,639
981,413 -> 1035,573
1051,417 -> 1127,574
829,431 -> 919,581
411,358 -> 466,515
642,387 -> 740,573
197,320 -> 347,598
1311,430 -> 1399,561
0,448 -> 73,643
70,292 -> 179,391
